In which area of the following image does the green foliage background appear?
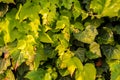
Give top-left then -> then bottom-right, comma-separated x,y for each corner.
0,0 -> 120,80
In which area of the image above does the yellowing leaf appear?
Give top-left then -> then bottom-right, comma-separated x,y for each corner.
74,25 -> 98,44
67,65 -> 76,76
29,19 -> 40,37
5,70 -> 15,80
90,42 -> 101,57
17,40 -> 26,50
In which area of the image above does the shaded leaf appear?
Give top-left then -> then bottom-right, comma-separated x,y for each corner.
25,68 -> 46,80
97,27 -> 114,44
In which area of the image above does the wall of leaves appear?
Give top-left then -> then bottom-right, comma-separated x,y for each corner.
1,0 -> 120,80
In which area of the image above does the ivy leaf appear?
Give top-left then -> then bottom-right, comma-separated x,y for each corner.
101,45 -> 114,60
112,45 -> 120,60
83,63 -> 96,80
0,33 -> 4,46
62,0 -> 74,9
0,3 -> 8,17
101,44 -> 120,60
25,68 -> 46,80
108,60 -> 120,80
72,57 -> 83,71
0,59 -> 11,74
39,32 -> 53,43
19,1 -> 41,21
11,50 -> 25,70
89,42 -> 102,57
73,22 -> 84,31
72,0 -> 82,20
0,0 -> 14,4
97,27 -> 114,45
4,70 -> 15,80
74,48 -> 86,62
56,16 -> 70,30
74,25 -> 98,44
90,0 -> 120,17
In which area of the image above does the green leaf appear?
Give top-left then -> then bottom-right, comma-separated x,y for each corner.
74,48 -> 86,62
0,33 -> 4,46
25,68 -> 46,80
0,59 -> 11,74
62,0 -> 74,9
72,0 -> 81,20
83,63 -> 96,80
74,22 -> 84,31
101,44 -> 120,60
114,25 -> 120,35
97,27 -> 114,44
108,60 -> 120,80
0,0 -> 14,3
112,45 -> 120,60
56,16 -> 70,30
101,45 -> 114,60
74,25 -> 98,44
0,3 -> 8,17
11,50 -> 25,70
90,0 -> 120,17
19,1 -> 41,21
39,32 -> 53,43
89,42 -> 102,57
5,70 -> 15,80
72,57 -> 83,71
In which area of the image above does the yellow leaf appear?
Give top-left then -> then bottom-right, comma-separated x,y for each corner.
68,65 -> 76,76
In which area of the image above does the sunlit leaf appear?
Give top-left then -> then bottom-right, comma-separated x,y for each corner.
74,25 -> 98,44
90,0 -> 120,17
108,60 -> 120,80
89,42 -> 102,57
83,63 -> 96,80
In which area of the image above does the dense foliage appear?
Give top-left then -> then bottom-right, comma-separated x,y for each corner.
0,0 -> 120,80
